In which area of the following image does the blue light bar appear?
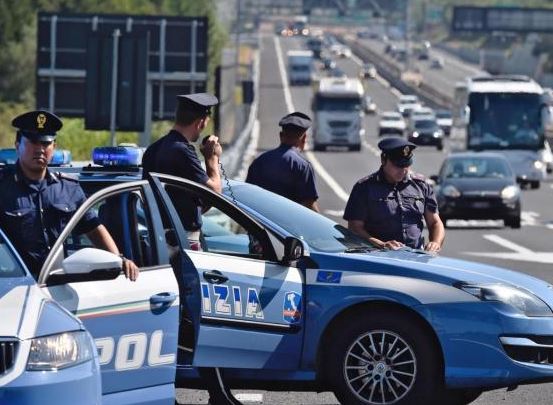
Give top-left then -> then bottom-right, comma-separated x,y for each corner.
49,149 -> 72,166
92,146 -> 142,167
0,148 -> 17,164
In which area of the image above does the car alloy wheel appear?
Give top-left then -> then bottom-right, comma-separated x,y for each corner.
343,330 -> 416,404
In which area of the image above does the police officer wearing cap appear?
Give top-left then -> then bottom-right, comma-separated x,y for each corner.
0,110 -> 139,280
142,92 -> 223,250
142,94 -> 241,405
344,137 -> 444,252
246,112 -> 320,212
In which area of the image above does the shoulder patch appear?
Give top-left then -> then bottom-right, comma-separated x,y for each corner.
56,171 -> 79,182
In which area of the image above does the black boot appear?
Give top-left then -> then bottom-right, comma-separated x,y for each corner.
199,367 -> 243,405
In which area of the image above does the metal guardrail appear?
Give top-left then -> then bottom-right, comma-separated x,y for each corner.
341,36 -> 454,109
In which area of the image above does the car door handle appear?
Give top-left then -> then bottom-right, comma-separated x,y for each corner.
203,270 -> 228,284
150,292 -> 177,305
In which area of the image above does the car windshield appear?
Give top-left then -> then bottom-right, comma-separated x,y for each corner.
316,95 -> 361,111
436,111 -> 452,119
227,183 -> 375,253
444,157 -> 512,179
414,120 -> 438,129
0,231 -> 27,277
400,96 -> 417,104
383,114 -> 401,121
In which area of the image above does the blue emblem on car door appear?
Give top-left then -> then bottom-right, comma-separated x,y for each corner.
283,292 -> 302,324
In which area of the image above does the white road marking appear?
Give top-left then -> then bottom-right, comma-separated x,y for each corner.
362,140 -> 381,157
235,393 -> 264,402
521,211 -> 540,226
463,234 -> 553,263
483,234 -> 533,254
274,35 -> 350,203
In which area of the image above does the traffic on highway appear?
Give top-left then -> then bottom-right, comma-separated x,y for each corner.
4,3 -> 553,405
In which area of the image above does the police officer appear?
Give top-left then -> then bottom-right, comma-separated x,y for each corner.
142,95 -> 241,405
142,93 -> 222,251
343,137 -> 444,252
0,110 -> 139,280
246,112 -> 319,211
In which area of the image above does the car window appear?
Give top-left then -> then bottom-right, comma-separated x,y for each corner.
160,182 -> 268,260
444,158 -> 512,179
0,232 -> 26,277
63,189 -> 156,267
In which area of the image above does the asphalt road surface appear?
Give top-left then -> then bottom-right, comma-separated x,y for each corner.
177,31 -> 553,405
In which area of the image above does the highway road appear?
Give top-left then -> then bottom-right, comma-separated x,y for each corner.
354,36 -> 486,101
177,32 -> 553,404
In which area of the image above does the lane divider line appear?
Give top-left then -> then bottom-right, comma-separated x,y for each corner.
483,234 -> 534,254
274,35 -> 350,204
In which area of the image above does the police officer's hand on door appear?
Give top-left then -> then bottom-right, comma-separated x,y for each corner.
381,240 -> 404,250
424,241 -> 441,253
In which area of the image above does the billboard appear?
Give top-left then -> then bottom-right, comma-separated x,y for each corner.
36,12 -> 208,125
452,6 -> 553,33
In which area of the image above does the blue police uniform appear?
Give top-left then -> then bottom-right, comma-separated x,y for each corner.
0,110 -> 99,277
142,93 -> 218,232
246,112 -> 318,204
343,137 -> 438,249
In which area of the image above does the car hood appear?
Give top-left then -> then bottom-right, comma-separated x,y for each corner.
312,249 -> 553,302
0,278 -> 81,339
440,177 -> 513,193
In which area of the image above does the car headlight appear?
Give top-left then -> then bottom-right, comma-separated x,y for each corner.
457,283 -> 553,317
501,185 -> 519,200
433,130 -> 443,138
412,131 -> 419,138
534,160 -> 545,170
27,331 -> 95,371
442,184 -> 461,198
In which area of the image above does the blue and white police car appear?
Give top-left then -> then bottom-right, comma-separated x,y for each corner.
5,145 -> 553,404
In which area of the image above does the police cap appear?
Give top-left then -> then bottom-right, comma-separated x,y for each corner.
278,111 -> 311,131
378,137 -> 417,167
12,110 -> 62,142
176,93 -> 219,116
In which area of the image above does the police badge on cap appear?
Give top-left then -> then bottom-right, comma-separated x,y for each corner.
377,137 -> 417,168
12,110 -> 63,142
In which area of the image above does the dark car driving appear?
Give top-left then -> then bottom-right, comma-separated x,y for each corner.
432,152 -> 521,228
407,117 -> 444,150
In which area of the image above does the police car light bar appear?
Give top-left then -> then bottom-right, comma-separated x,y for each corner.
92,146 -> 143,167
49,149 -> 72,167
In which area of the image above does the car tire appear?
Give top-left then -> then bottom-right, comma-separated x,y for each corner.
505,216 -> 521,229
327,310 -> 442,405
436,142 -> 444,151
531,181 -> 540,189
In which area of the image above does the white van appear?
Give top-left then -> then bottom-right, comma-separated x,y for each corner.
312,78 -> 365,151
287,50 -> 313,85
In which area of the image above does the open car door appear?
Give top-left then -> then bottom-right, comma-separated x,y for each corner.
38,181 -> 180,404
148,173 -> 305,370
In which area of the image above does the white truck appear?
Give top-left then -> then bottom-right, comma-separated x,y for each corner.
287,50 -> 313,85
312,77 -> 365,151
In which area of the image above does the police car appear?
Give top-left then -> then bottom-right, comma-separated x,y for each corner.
6,145 -> 553,404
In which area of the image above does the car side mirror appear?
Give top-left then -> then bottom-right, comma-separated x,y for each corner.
47,248 -> 122,286
282,236 -> 305,265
